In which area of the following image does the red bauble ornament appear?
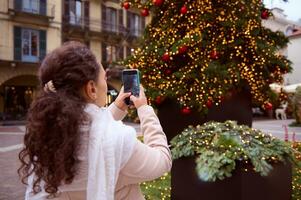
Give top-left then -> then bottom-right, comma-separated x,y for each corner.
164,69 -> 172,75
206,99 -> 213,108
178,45 -> 188,54
153,0 -> 164,6
261,9 -> 269,19
181,107 -> 191,115
155,96 -> 163,105
265,102 -> 273,110
180,5 -> 188,14
162,52 -> 170,62
141,8 -> 149,17
210,50 -> 219,59
123,2 -> 130,10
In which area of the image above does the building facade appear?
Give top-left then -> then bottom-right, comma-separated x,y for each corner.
0,0 -> 149,122
262,8 -> 301,85
0,0 -> 62,121
287,28 -> 301,85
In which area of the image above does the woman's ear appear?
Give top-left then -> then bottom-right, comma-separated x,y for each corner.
84,80 -> 97,101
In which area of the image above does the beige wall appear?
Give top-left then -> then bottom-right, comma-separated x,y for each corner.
90,38 -> 102,63
0,20 -> 12,60
47,0 -> 62,51
0,65 -> 38,86
0,0 -> 62,61
285,36 -> 301,84
90,0 -> 101,32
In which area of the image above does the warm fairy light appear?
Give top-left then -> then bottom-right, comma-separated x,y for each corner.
123,0 -> 291,111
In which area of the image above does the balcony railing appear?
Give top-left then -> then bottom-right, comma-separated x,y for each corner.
8,0 -> 55,19
101,20 -> 127,35
63,15 -> 143,37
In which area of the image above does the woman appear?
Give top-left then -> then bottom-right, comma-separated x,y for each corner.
18,42 -> 172,200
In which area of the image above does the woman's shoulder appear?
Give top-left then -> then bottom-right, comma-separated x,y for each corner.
84,103 -> 136,140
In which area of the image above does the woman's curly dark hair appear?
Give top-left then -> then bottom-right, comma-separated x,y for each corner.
18,41 -> 100,197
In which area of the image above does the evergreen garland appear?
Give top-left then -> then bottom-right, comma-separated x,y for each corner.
170,121 -> 298,182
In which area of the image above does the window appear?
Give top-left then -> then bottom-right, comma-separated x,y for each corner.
69,0 -> 83,25
106,45 -> 116,62
102,44 -> 124,62
14,27 -> 46,62
22,0 -> 39,14
22,29 -> 39,62
127,12 -> 145,36
102,7 -> 117,32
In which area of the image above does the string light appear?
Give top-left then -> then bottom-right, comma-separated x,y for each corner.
123,0 -> 291,111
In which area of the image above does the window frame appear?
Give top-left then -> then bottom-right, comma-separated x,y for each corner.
21,28 -> 40,62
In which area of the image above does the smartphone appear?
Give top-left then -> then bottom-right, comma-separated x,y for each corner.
122,69 -> 140,105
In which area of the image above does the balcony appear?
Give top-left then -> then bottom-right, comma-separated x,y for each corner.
128,28 -> 144,37
63,15 -> 130,36
62,14 -> 145,42
101,20 -> 127,35
8,0 -> 55,22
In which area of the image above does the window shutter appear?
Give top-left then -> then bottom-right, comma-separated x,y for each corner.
63,0 -> 70,23
126,46 -> 131,57
101,4 -> 106,31
141,17 -> 145,34
84,0 -> 89,29
102,43 -> 107,63
40,0 -> 46,16
118,46 -> 124,60
118,9 -> 123,33
14,26 -> 22,61
14,0 -> 22,11
39,30 -> 47,61
126,11 -> 131,29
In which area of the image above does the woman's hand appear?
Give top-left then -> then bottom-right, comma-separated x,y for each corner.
114,87 -> 131,111
130,85 -> 148,109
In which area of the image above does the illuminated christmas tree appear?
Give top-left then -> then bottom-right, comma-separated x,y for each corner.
123,0 -> 291,113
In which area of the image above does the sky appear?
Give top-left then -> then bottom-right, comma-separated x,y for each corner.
264,0 -> 301,22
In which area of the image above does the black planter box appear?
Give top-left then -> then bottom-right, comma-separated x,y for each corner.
172,157 -> 292,200
157,90 -> 253,142
157,90 -> 292,199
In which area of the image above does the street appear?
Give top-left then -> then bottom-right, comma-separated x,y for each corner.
0,119 -> 300,200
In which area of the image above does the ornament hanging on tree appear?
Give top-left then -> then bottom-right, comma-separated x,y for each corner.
178,45 -> 188,54
123,2 -> 130,10
141,8 -> 149,17
261,9 -> 270,19
164,69 -> 172,75
264,102 -> 273,110
155,96 -> 163,105
181,107 -> 191,115
180,5 -> 188,14
162,52 -> 170,62
153,0 -> 164,7
206,99 -> 213,108
210,50 -> 219,60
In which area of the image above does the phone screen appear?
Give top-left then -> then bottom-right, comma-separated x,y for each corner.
122,69 -> 140,105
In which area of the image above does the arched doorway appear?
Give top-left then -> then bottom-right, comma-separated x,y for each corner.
0,75 -> 38,121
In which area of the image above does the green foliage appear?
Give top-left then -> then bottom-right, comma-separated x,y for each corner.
292,142 -> 301,200
141,173 -> 171,200
292,86 -> 301,124
140,142 -> 301,200
171,121 -> 296,182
